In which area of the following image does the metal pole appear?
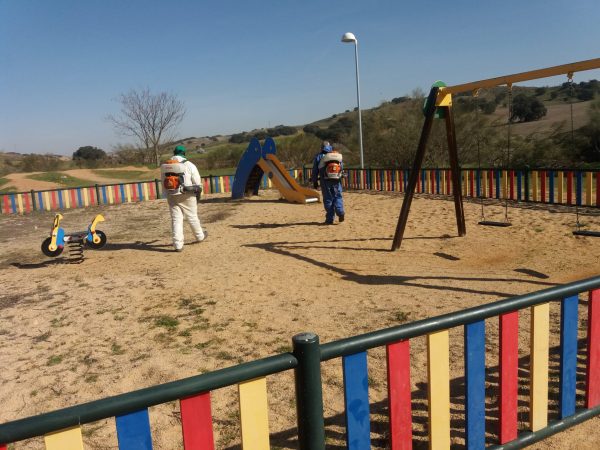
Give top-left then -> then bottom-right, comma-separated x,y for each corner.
293,332 -> 325,450
354,41 -> 364,169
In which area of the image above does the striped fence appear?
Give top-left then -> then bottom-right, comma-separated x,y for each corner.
0,169 -> 307,215
1,168 -> 597,215
0,181 -> 161,215
1,276 -> 600,449
338,168 -> 600,208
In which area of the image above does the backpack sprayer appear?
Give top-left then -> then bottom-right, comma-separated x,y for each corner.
41,213 -> 107,261
161,159 -> 202,202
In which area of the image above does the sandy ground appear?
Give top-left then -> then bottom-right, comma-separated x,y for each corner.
0,190 -> 599,449
3,166 -> 158,191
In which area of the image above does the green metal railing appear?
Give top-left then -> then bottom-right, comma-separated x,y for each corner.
1,275 -> 600,449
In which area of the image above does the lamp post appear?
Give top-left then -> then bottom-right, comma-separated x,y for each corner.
341,32 -> 364,169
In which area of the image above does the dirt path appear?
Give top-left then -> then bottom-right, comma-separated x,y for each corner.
0,191 -> 599,449
4,166 -> 158,192
4,172 -> 59,191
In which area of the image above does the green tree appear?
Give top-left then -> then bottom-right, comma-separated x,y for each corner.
510,94 -> 547,122
72,146 -> 106,161
276,133 -> 322,168
577,98 -> 600,162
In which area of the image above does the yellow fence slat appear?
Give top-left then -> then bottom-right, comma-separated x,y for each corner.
558,172 -> 564,203
427,330 -> 450,449
44,426 -> 84,450
530,303 -> 549,431
586,171 -> 593,206
532,171 -> 538,202
238,377 -> 270,450
16,194 -> 24,214
483,170 -> 488,197
43,191 -> 51,211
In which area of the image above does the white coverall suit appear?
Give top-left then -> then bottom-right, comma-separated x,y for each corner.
167,155 -> 206,250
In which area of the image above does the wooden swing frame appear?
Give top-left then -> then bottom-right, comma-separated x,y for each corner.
391,58 -> 600,251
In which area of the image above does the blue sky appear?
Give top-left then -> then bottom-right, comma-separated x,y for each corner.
1,0 -> 599,155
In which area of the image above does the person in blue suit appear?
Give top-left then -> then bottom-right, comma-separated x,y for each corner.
311,141 -> 345,224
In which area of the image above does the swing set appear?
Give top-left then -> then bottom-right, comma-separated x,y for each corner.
391,58 -> 600,251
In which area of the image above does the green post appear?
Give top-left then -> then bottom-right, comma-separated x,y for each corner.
95,184 -> 101,205
30,190 -> 37,211
293,332 -> 325,450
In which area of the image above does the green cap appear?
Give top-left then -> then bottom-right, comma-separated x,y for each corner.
174,145 -> 186,156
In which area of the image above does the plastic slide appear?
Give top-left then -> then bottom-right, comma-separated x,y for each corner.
257,154 -> 319,204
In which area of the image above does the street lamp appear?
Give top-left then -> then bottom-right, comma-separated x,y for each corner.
341,32 -> 364,169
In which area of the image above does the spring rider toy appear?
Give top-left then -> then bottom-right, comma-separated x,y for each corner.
41,213 -> 107,260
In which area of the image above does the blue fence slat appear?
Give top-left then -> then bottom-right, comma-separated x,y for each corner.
476,170 -> 481,197
9,194 -> 16,213
120,184 -> 126,202
77,188 -> 83,206
559,295 -> 579,419
138,183 -> 144,200
465,320 -> 486,450
36,191 -> 45,210
342,352 -> 371,450
517,171 -> 522,201
436,169 -> 441,194
549,171 -> 555,204
101,186 -> 107,204
116,409 -> 153,450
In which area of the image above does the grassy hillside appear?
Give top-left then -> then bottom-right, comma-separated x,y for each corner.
1,81 -> 598,178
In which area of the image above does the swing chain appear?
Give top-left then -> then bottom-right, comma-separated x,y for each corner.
504,84 -> 513,223
474,90 -> 485,220
567,73 -> 581,231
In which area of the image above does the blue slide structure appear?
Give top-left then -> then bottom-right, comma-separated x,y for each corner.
232,137 -> 319,204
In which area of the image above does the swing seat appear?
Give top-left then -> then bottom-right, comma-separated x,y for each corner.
478,220 -> 512,227
573,230 -> 600,237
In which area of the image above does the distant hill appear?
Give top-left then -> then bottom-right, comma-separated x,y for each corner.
1,80 -> 598,180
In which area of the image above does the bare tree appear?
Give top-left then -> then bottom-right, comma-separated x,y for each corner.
107,88 -> 185,166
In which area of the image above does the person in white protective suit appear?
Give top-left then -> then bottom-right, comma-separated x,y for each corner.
162,145 -> 207,252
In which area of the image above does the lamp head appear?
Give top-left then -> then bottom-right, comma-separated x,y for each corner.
341,32 -> 357,43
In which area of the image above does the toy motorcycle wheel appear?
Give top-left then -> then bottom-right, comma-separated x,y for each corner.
87,230 -> 107,249
41,237 -> 64,257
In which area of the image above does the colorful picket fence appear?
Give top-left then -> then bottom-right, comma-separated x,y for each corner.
0,181 -> 160,215
1,276 -> 600,449
0,169 -> 307,215
339,168 -> 600,208
1,168 -> 597,215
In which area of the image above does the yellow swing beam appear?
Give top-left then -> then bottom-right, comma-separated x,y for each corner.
436,58 -> 600,105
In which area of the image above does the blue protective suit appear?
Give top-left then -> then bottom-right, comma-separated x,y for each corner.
311,146 -> 345,224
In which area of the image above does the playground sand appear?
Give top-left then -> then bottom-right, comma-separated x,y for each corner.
0,190 -> 599,449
